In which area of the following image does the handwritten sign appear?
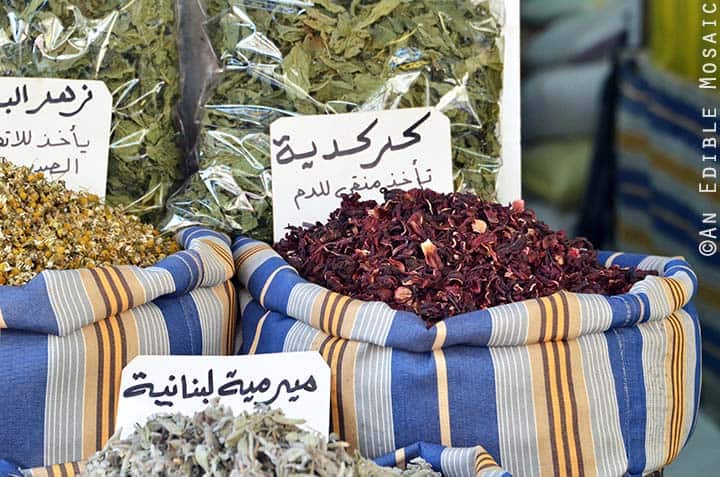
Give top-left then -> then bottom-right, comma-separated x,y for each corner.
0,77 -> 112,197
270,107 -> 454,241
116,353 -> 331,438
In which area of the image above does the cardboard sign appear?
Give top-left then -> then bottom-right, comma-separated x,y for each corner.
496,0 -> 522,205
0,77 -> 112,198
116,353 -> 331,438
270,107 -> 454,240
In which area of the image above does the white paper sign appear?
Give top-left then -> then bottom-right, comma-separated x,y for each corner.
270,107 -> 454,241
116,353 -> 331,438
0,77 -> 112,198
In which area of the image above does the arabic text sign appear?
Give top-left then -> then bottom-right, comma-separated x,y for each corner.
116,353 -> 331,438
270,107 -> 454,241
0,77 -> 111,198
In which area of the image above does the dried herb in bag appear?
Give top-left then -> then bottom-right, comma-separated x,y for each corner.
165,0 -> 503,240
84,403 -> 440,476
0,161 -> 178,286
275,189 -> 655,326
0,0 -> 183,222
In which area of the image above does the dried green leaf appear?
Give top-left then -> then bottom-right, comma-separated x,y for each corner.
0,0 -> 183,223
167,0 -> 503,240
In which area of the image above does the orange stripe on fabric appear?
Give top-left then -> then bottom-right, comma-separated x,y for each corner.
334,338 -> 350,439
115,267 -> 140,309
104,267 -> 130,313
669,315 -> 685,459
327,338 -> 345,434
323,293 -> 343,335
205,239 -> 234,273
618,132 -> 720,206
98,319 -> 113,447
108,317 -> 124,433
81,324 -> 99,458
539,296 -> 564,475
234,244 -> 271,268
340,340 -> 360,450
395,448 -> 406,469
333,295 -> 353,337
476,453 -> 497,471
433,349 -> 452,446
95,268 -> 119,317
324,293 -> 345,336
258,266 -> 294,307
556,294 -> 583,476
548,296 -> 572,476
226,281 -> 237,355
248,312 -> 270,355
666,314 -> 686,464
666,314 -> 681,462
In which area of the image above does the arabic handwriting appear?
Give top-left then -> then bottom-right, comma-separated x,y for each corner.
32,158 -> 79,176
297,164 -> 435,210
59,85 -> 93,117
322,118 -> 377,160
122,370 -> 319,408
360,111 -> 431,170
294,180 -> 331,210
25,85 -> 77,115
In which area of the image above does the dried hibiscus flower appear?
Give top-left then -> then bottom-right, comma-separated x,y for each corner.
275,189 -> 655,326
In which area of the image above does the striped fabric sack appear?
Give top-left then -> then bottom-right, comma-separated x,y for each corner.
614,57 -> 720,417
0,227 -> 237,472
234,238 -> 701,477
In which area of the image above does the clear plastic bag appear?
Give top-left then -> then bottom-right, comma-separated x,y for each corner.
165,0 -> 504,242
0,0 -> 183,222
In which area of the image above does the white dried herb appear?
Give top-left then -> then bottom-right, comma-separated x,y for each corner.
84,403 -> 439,477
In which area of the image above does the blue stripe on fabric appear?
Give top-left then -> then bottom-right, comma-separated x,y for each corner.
247,262 -> 304,314
419,442 -> 444,470
154,250 -> 204,296
391,350 -> 441,450
0,275 -> 58,335
247,257 -> 292,299
0,331 -> 48,468
620,65 -> 708,127
607,295 -> 641,328
386,313 -> 435,352
253,310 -> 295,354
181,226 -> 230,247
240,299 -> 268,355
155,294 -> 202,354
619,95 -> 700,150
443,310 -> 493,347
231,237 -> 260,257
605,326 -> 647,475
445,346 -> 499,457
639,294 -> 652,322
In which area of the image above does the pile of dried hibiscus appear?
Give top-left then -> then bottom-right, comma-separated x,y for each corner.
275,189 -> 654,326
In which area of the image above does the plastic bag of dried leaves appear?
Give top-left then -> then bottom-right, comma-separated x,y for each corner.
0,0 -> 183,222
164,0 -> 504,241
